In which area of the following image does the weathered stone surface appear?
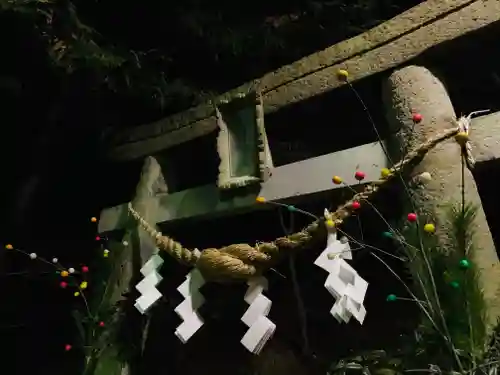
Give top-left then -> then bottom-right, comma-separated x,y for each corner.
382,65 -> 500,328
98,141 -> 388,232
108,0 -> 500,161
470,111 -> 500,165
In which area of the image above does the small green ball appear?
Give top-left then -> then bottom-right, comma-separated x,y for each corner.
382,231 -> 393,238
386,294 -> 397,302
459,259 -> 470,269
287,205 -> 297,212
450,281 -> 460,288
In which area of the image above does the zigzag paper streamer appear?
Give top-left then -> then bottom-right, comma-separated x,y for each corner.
314,229 -> 367,324
241,277 -> 276,355
324,258 -> 368,324
174,250 -> 206,343
134,252 -> 164,314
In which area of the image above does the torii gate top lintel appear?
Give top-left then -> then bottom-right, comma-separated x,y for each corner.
108,0 -> 500,162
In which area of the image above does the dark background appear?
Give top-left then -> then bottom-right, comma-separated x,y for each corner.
1,1 -> 500,374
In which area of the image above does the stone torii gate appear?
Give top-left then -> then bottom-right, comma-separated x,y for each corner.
95,0 -> 500,372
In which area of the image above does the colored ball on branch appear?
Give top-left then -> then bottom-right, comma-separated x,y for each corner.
81,266 -> 89,273
407,213 -> 417,222
64,344 -> 72,351
337,69 -> 349,80
287,205 -> 297,212
5,244 -> 13,250
382,231 -> 393,238
386,294 -> 397,302
255,196 -> 266,203
60,281 -> 68,289
450,281 -> 460,288
90,217 -> 97,223
380,168 -> 391,179
61,270 -> 69,277
412,113 -> 423,123
354,171 -> 365,181
455,132 -> 469,145
423,223 -> 435,233
459,259 -> 470,269
351,201 -> 361,210
418,172 -> 432,183
332,175 -> 343,185
325,219 -> 335,229
99,321 -> 105,327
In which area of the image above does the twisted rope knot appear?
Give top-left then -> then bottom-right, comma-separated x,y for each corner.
456,110 -> 490,171
195,244 -> 271,281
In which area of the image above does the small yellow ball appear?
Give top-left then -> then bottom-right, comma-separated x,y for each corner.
5,244 -> 13,250
424,223 -> 436,233
80,281 -> 88,289
327,253 -> 337,260
455,132 -> 469,145
332,176 -> 343,185
325,219 -> 335,228
74,292 -> 80,297
337,69 -> 349,80
61,270 -> 69,277
256,196 -> 266,203
380,168 -> 391,179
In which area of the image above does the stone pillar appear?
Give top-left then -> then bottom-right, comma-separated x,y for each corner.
382,65 -> 500,328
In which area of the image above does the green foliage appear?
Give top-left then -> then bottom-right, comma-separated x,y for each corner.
328,350 -> 403,375
399,202 -> 487,370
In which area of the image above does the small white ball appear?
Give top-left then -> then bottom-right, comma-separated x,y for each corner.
339,236 -> 348,244
29,253 -> 37,260
68,267 -> 75,274
122,241 -> 129,246
419,172 -> 432,183
103,249 -> 110,253
52,258 -> 58,263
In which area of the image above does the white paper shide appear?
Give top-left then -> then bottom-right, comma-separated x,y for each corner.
134,252 -> 164,314
314,219 -> 368,324
241,277 -> 276,354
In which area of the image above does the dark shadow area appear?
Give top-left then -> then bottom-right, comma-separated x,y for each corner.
474,160 -> 500,258
266,72 -> 390,166
413,21 -> 500,116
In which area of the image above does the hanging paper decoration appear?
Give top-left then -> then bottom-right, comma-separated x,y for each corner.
134,252 -> 164,314
174,258 -> 206,344
325,258 -> 368,324
240,277 -> 276,355
315,211 -> 367,324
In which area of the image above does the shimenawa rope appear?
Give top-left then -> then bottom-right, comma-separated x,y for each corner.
128,125 -> 467,282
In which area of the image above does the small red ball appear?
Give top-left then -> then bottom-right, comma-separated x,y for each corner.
81,266 -> 89,273
95,236 -> 101,241
65,344 -> 72,351
99,321 -> 105,327
60,281 -> 68,289
407,213 -> 417,222
354,171 -> 365,181
352,201 -> 361,210
412,113 -> 423,123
